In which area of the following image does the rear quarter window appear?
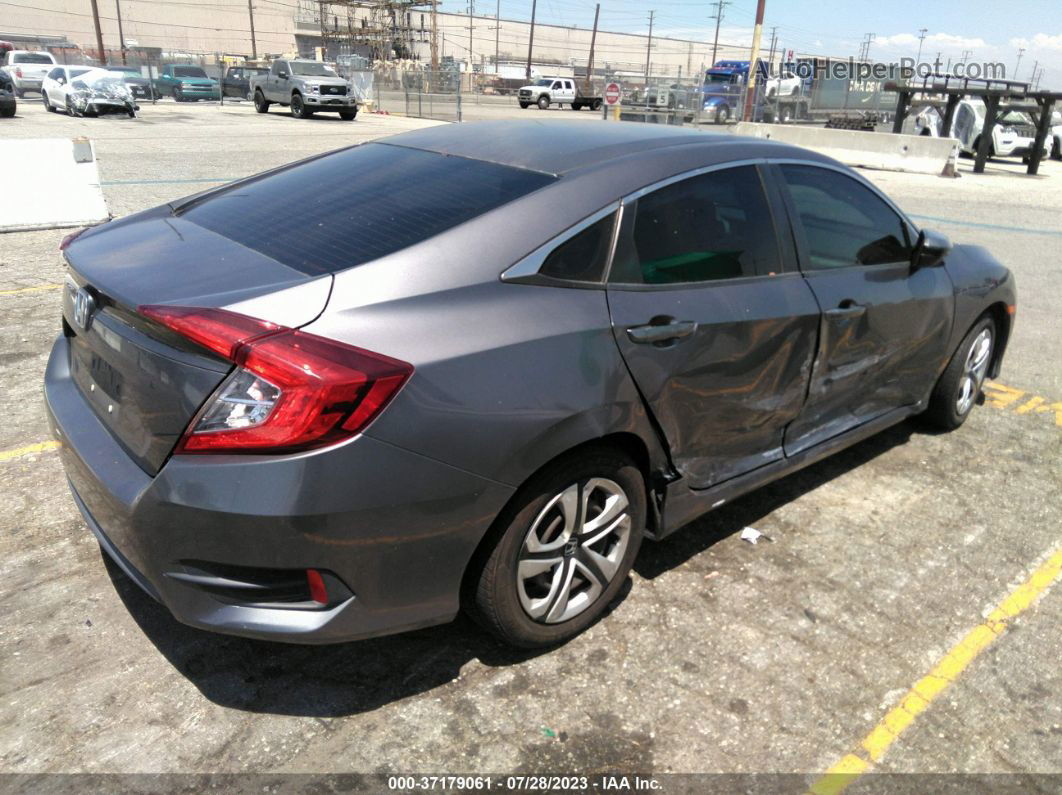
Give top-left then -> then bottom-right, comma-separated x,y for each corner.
180,143 -> 556,275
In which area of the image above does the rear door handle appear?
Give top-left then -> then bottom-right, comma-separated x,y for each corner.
825,302 -> 866,319
626,320 -> 698,345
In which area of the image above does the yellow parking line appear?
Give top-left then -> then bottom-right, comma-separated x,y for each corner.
0,440 -> 60,462
0,284 -> 62,296
810,544 -> 1062,795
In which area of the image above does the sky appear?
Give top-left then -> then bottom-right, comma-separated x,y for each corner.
442,0 -> 1062,88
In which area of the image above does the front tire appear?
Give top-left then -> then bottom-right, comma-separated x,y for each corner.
469,448 -> 646,648
537,95 -> 549,110
339,109 -> 357,121
43,91 -> 55,112
290,93 -> 312,118
519,101 -> 529,109
923,316 -> 996,430
715,105 -> 730,123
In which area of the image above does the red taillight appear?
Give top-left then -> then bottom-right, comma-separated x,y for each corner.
140,304 -> 282,360
139,305 -> 413,454
306,569 -> 328,605
15,67 -> 22,78
59,227 -> 86,251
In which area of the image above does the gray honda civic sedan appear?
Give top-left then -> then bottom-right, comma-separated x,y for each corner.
46,121 -> 1015,648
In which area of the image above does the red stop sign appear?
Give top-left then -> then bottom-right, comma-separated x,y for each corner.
605,82 -> 621,105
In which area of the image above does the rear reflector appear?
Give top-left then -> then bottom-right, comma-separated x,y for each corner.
306,569 -> 329,605
139,305 -> 413,454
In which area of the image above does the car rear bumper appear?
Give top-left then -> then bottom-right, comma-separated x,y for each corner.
45,334 -> 514,644
14,77 -> 42,91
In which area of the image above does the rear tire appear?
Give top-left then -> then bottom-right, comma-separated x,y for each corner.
469,447 -> 646,648
571,102 -> 581,110
254,89 -> 270,113
592,99 -> 603,111
923,316 -> 996,431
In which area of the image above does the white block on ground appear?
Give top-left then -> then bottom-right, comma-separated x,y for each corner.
0,138 -> 110,232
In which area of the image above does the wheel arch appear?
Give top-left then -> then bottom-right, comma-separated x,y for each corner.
983,301 -> 1012,379
458,431 -> 662,608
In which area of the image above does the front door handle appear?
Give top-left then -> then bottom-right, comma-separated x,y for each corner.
626,320 -> 698,345
825,301 -> 867,319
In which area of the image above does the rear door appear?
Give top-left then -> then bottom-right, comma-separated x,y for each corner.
772,163 -> 954,454
606,164 -> 821,489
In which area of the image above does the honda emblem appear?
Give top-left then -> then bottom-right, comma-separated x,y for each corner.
73,287 -> 96,331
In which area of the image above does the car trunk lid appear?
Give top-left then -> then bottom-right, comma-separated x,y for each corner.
62,212 -> 331,475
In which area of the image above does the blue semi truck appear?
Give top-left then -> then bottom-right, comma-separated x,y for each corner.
701,58 -> 900,124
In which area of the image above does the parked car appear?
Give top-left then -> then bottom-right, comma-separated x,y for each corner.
0,49 -> 57,96
517,76 -> 602,110
41,65 -> 95,114
0,69 -> 15,117
48,121 -> 1014,649
43,67 -> 136,117
250,59 -> 357,119
221,65 -> 267,99
153,64 -> 219,101
104,65 -> 157,100
1051,110 -> 1062,161
952,98 -> 1050,159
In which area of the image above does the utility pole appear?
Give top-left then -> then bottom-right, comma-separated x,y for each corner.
494,0 -> 500,73
585,3 -> 599,94
742,0 -> 765,121
525,0 -> 536,80
1014,47 -> 1025,81
859,33 -> 876,62
960,49 -> 972,65
644,10 -> 654,85
88,0 -> 106,64
915,28 -> 927,64
709,0 -> 730,68
247,0 -> 258,59
431,0 -> 439,72
467,0 -> 474,76
767,25 -> 777,72
115,0 -> 126,64
1030,59 -> 1039,85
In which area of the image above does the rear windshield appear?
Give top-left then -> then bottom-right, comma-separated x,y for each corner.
180,143 -> 557,275
14,52 -> 54,64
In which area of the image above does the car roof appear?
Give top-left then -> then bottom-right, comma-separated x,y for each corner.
378,119 -> 810,176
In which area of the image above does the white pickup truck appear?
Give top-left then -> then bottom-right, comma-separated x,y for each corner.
517,77 -> 602,111
250,59 -> 357,120
0,50 -> 57,97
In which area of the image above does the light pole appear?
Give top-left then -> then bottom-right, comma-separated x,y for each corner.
915,28 -> 927,65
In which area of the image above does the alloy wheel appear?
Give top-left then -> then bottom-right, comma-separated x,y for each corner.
956,328 -> 992,415
516,478 -> 632,624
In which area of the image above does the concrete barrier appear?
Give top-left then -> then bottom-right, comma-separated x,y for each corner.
0,138 -> 110,233
731,122 -> 960,176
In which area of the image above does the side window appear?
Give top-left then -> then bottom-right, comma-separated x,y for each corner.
539,213 -> 615,283
780,165 -> 912,270
551,80 -> 562,90
610,165 -> 780,285
47,67 -> 62,81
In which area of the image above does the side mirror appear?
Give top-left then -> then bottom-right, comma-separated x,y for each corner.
279,72 -> 288,80
911,228 -> 951,270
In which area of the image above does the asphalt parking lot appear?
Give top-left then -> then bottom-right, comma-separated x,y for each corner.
1,99 -> 1060,788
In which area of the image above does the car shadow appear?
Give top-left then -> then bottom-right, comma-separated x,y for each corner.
634,419 -> 918,579
105,418 -> 920,717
